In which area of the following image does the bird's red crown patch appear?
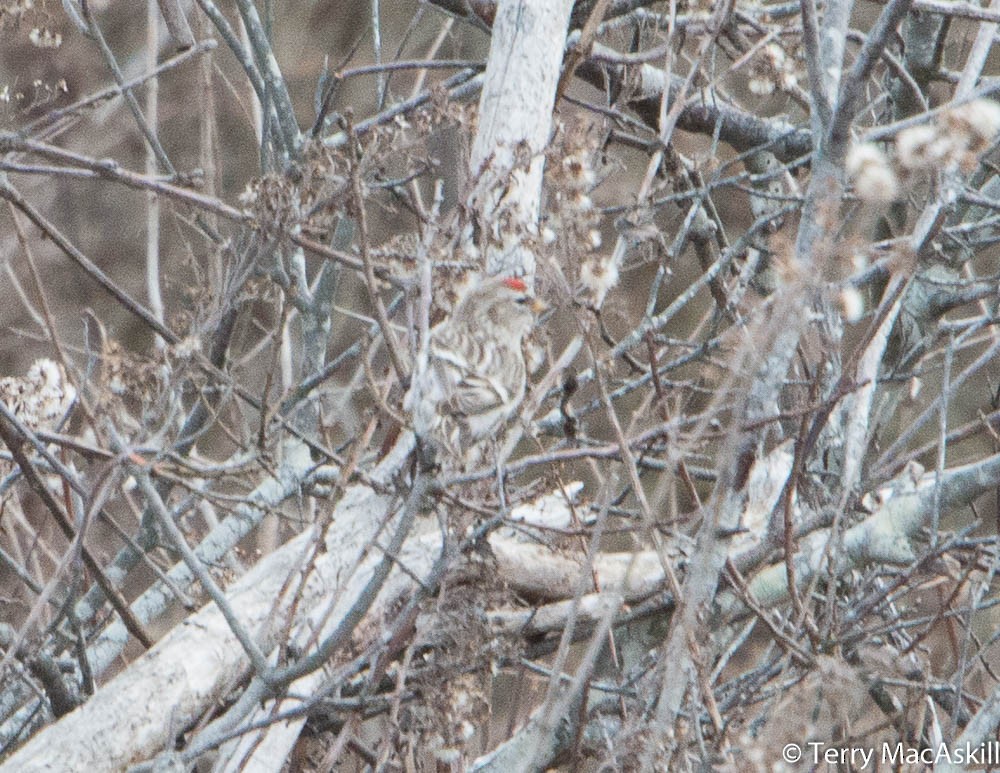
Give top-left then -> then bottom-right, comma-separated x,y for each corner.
502,277 -> 528,292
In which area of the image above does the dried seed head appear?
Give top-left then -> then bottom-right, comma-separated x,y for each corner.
846,142 -> 898,203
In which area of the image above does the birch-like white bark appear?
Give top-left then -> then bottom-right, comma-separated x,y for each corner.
0,484 -> 392,773
467,0 -> 574,280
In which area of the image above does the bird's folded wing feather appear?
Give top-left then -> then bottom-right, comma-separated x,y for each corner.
447,374 -> 508,416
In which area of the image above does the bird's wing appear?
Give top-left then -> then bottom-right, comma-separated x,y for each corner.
427,353 -> 505,416
447,372 -> 510,417
428,332 -> 510,417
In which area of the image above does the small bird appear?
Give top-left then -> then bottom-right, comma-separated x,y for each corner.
377,275 -> 545,476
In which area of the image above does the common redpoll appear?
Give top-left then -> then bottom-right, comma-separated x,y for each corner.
377,276 -> 545,476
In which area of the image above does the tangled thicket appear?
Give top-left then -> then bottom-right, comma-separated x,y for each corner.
2,1 -> 1000,771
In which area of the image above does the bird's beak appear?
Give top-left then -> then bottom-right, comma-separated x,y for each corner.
530,297 -> 549,315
